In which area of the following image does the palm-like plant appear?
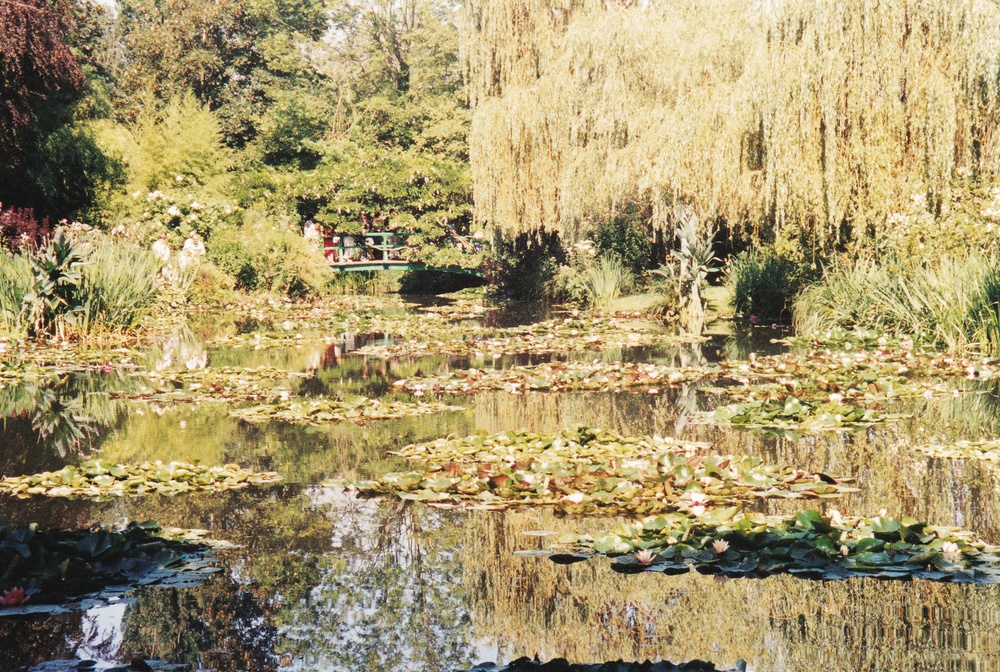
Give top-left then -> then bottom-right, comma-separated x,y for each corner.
670,205 -> 719,335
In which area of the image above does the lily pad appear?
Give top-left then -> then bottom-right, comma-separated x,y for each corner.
231,395 -> 465,425
331,426 -> 856,514
0,460 -> 282,499
549,509 -> 1000,584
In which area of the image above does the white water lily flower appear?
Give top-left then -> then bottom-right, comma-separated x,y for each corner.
941,541 -> 961,556
686,491 -> 709,505
564,492 -> 585,504
839,545 -> 849,556
690,504 -> 706,517
712,539 -> 729,555
828,509 -> 843,526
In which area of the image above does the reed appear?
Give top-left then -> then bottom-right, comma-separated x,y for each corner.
0,252 -> 32,336
583,255 -> 630,309
793,255 -> 1000,352
77,240 -> 161,334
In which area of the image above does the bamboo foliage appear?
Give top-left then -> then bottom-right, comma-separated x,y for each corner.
463,0 -> 1000,250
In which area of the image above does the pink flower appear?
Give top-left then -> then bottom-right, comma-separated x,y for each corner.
712,539 -> 730,555
636,549 -> 655,565
1,587 -> 30,606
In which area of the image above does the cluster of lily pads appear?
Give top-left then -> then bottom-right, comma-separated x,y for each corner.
549,509 -> 1000,583
708,397 -> 903,432
334,427 -> 855,513
393,361 -> 712,396
205,297 -> 486,348
354,314 -> 675,359
231,395 -> 465,426
0,460 -> 282,499
118,366 -> 307,404
0,522 -> 219,611
913,438 -> 1000,462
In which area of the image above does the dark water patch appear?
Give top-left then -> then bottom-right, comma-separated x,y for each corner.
0,522 -> 217,616
465,657 -> 745,672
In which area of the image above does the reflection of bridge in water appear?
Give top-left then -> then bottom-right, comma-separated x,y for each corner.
324,231 -> 481,275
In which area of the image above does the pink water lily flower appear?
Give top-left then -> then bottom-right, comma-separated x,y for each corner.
0,587 -> 30,607
636,549 -> 655,565
712,539 -> 730,555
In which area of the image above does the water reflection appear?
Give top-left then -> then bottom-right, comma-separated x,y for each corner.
10,305 -> 1000,670
0,372 -> 136,472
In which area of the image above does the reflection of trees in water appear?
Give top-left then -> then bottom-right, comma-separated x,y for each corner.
102,488 -> 475,671
0,612 -> 83,669
474,391 -> 662,436
276,496 -> 474,672
0,372 -> 135,469
462,507 -> 1000,670
121,578 -> 279,671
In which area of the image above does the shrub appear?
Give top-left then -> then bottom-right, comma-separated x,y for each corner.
207,219 -> 328,297
591,215 -> 652,277
726,246 -> 801,323
0,204 -> 50,253
184,261 -> 237,305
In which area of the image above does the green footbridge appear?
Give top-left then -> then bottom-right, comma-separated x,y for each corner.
324,231 -> 482,276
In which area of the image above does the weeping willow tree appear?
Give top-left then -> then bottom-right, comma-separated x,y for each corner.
462,0 -> 1000,254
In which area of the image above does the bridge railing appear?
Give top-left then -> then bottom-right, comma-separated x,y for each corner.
324,232 -> 410,265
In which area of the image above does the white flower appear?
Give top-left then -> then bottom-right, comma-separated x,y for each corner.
690,504 -> 706,517
175,175 -> 185,182
167,205 -> 182,218
839,545 -> 849,556
563,492 -> 585,504
941,541 -> 960,556
712,539 -> 729,555
827,509 -> 843,526
685,491 -> 709,506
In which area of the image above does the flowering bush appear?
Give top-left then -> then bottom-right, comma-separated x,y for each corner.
114,189 -> 242,250
0,203 -> 50,252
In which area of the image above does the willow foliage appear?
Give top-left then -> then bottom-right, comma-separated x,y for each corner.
463,0 -> 1000,251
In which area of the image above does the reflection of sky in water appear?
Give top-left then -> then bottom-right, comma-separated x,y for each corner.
76,601 -> 128,664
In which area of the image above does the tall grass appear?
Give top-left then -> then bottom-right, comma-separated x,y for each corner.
726,247 -> 800,322
583,255 -> 631,310
78,241 -> 161,334
0,252 -> 33,337
793,256 -> 1000,352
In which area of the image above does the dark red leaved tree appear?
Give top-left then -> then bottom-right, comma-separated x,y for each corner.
0,0 -> 84,168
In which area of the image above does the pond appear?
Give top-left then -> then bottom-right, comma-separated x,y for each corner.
3,298 -> 1000,672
